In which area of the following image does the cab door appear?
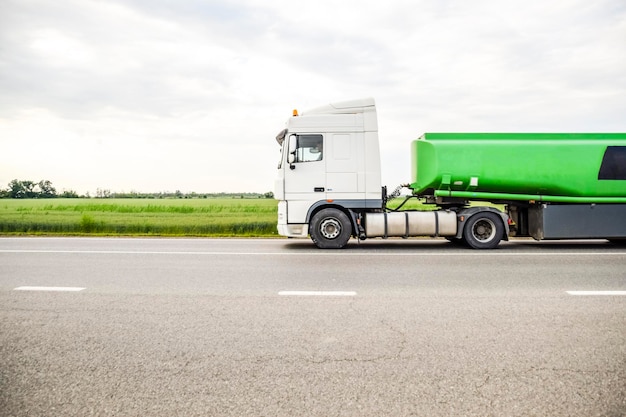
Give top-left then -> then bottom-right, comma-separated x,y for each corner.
284,134 -> 327,220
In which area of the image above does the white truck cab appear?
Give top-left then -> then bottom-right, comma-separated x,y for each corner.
274,98 -> 383,245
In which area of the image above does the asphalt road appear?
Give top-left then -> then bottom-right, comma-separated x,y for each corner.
1,237 -> 625,416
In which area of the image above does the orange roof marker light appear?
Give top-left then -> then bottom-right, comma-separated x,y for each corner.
293,109 -> 299,116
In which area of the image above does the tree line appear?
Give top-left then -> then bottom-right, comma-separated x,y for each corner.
0,179 -> 274,199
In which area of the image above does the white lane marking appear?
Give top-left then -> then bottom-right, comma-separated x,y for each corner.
2,249 -> 625,256
14,286 -> 86,292
279,291 -> 357,297
567,291 -> 626,296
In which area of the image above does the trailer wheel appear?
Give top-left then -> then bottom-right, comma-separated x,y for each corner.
310,208 -> 352,249
463,212 -> 504,249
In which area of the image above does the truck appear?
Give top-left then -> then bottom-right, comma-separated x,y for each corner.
273,98 -> 626,249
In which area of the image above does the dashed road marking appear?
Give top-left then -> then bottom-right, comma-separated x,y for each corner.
278,291 -> 357,297
567,290 -> 626,296
14,286 -> 86,292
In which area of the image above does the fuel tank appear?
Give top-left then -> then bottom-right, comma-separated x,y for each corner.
410,133 -> 626,202
365,211 -> 457,238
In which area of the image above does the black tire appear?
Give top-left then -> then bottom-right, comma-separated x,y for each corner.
463,212 -> 504,249
310,208 -> 352,249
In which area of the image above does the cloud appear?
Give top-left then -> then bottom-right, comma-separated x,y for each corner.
1,0 -> 625,193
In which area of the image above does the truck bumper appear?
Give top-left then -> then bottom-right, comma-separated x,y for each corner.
277,223 -> 309,238
277,200 -> 309,238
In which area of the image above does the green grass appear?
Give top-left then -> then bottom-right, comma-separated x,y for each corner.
0,198 -> 279,237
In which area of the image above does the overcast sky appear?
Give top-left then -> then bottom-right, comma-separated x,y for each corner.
1,0 -> 625,194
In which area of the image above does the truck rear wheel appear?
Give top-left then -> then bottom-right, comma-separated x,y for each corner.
463,212 -> 504,249
310,208 -> 352,249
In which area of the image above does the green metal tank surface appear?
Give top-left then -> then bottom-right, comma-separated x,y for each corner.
410,133 -> 626,203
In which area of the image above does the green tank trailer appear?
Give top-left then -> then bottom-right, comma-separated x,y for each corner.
411,133 -> 626,203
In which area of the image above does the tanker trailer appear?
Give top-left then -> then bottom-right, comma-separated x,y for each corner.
410,133 -> 626,242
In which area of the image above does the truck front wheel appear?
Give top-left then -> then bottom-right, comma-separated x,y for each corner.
463,212 -> 504,249
310,208 -> 352,249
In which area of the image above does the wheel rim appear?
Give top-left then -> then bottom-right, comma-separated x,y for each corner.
320,218 -> 341,239
472,218 -> 496,242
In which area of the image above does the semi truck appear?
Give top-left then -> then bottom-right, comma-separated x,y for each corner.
273,98 -> 626,249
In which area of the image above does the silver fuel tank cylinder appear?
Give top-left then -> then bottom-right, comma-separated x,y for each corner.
365,211 -> 457,238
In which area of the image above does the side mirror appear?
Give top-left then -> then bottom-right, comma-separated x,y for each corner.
288,135 -> 297,169
288,135 -> 297,154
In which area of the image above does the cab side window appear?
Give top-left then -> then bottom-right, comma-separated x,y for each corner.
294,134 -> 323,163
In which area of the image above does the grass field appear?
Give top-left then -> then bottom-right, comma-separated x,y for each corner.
0,197 -> 436,237
0,198 -> 279,237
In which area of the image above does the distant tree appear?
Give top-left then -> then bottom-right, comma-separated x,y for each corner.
7,180 -> 23,198
37,180 -> 57,198
60,189 -> 79,198
96,188 -> 111,198
6,179 -> 57,198
8,179 -> 32,198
